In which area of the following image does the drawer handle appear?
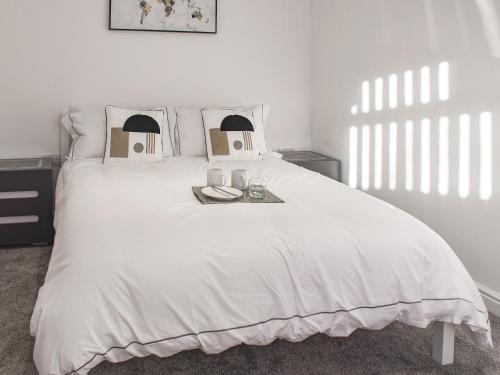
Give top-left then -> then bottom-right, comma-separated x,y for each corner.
0,191 -> 39,200
0,215 -> 40,225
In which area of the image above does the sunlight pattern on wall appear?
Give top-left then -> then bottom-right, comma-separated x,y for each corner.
375,78 -> 384,111
389,75 -> 398,109
420,118 -> 431,194
349,62 -> 493,200
438,116 -> 450,196
362,81 -> 370,113
404,70 -> 414,106
420,66 -> 431,104
374,124 -> 383,190
459,114 -> 471,199
438,62 -> 450,101
480,111 -> 493,200
349,127 -> 358,188
405,120 -> 414,192
361,125 -> 371,190
388,122 -> 398,191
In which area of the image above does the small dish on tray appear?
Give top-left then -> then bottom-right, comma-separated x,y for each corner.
201,186 -> 244,201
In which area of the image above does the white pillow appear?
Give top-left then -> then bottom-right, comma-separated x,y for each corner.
173,107 -> 207,157
174,105 -> 270,157
250,104 -> 271,154
202,108 -> 260,162
165,106 -> 178,156
61,108 -> 106,160
62,106 -> 175,160
104,106 -> 165,162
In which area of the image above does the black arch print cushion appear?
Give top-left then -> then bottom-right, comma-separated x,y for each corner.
201,109 -> 260,162
123,115 -> 162,134
104,106 -> 164,162
220,115 -> 255,132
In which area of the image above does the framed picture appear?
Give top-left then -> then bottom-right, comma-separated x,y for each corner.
109,0 -> 217,34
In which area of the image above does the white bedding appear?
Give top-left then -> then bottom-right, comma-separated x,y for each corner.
31,157 -> 492,375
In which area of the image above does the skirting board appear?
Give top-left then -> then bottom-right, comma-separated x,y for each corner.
477,281 -> 500,318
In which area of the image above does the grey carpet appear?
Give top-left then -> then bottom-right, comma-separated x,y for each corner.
1,247 -> 499,375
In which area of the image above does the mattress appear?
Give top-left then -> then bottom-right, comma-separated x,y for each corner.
31,156 -> 492,375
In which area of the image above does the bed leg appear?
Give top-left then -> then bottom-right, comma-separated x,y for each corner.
432,322 -> 455,365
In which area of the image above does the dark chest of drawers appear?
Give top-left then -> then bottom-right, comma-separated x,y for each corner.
0,159 -> 54,247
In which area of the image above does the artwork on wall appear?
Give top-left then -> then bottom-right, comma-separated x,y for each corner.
109,0 -> 217,34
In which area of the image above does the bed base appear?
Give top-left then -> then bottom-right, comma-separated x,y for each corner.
432,322 -> 455,365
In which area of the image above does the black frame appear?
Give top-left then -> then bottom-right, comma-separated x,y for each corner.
109,0 -> 218,34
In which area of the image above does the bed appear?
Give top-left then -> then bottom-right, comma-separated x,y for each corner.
30,154 -> 491,375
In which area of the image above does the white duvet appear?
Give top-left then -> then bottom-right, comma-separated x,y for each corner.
31,157 -> 492,375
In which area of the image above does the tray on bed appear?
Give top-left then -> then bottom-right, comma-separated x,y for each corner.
192,186 -> 284,204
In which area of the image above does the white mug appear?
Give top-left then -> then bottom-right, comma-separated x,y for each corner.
207,168 -> 226,187
231,169 -> 248,190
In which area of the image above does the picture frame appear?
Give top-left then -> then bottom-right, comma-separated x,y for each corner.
109,0 -> 217,34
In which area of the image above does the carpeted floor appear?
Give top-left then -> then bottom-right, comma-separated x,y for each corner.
1,247 -> 499,375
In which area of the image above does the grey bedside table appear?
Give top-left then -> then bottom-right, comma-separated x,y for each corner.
281,151 -> 341,182
0,158 -> 54,247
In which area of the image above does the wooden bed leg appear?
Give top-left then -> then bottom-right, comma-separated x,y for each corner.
432,322 -> 455,365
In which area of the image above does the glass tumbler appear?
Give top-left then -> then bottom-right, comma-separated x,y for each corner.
248,176 -> 267,199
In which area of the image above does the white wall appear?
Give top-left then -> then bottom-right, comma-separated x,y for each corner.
0,0 -> 311,158
312,0 -> 500,300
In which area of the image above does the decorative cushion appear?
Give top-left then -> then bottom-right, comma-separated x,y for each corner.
202,109 -> 260,162
104,106 -> 165,162
173,105 -> 271,157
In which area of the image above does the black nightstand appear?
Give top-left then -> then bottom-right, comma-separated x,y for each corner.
282,151 -> 341,182
0,158 -> 54,247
